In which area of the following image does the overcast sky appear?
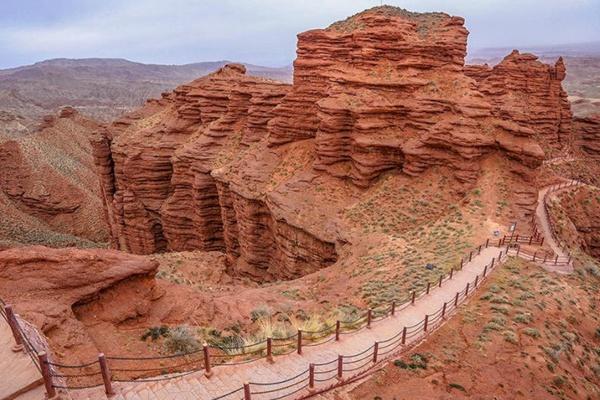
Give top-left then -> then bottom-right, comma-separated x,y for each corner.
1,0 -> 599,69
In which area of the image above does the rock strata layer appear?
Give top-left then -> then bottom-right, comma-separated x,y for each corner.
93,6 -> 577,280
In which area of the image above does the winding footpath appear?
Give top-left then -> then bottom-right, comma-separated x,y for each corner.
0,180 -> 583,400
73,247 -> 502,400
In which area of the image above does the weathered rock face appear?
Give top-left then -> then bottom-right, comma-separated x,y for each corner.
465,51 -> 573,149
550,186 -> 600,260
574,115 -> 600,156
267,8 -> 557,189
93,64 -> 337,280
94,6 -> 575,280
0,246 -> 160,364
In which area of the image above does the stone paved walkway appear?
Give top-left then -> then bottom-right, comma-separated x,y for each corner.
535,182 -> 579,274
0,315 -> 42,400
72,246 -> 503,400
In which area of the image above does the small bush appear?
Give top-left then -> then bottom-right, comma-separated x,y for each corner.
393,353 -> 428,370
503,330 -> 518,344
141,326 -> 168,341
491,304 -> 511,315
513,312 -> 533,324
251,305 -> 272,322
164,326 -> 201,354
523,328 -> 541,338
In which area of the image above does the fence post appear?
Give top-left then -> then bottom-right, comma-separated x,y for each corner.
543,254 -> 547,263
532,252 -> 537,262
474,275 -> 479,288
426,282 -> 431,295
460,259 -> 464,269
297,330 -> 303,355
423,315 -> 429,332
498,251 -> 502,262
267,337 -> 273,363
244,382 -> 251,400
367,309 -> 372,329
498,238 -> 502,246
391,301 -> 396,316
515,234 -> 519,242
411,291 -> 416,305
483,265 -> 488,277
38,352 -> 57,399
335,321 -> 341,341
491,257 -> 495,268
442,302 -> 447,319
4,305 -> 24,352
309,363 -> 315,391
454,292 -> 459,307
438,275 -> 443,288
478,245 -> 482,255
98,353 -> 114,396
450,268 -> 454,279
401,327 -> 407,345
203,342 -> 212,378
337,355 -> 343,380
554,255 -> 558,265
516,245 -> 520,257
485,238 -> 489,248
469,251 -> 473,262
373,342 -> 379,363
540,237 -> 544,246
528,236 -> 532,245
568,254 -> 572,263
465,282 -> 470,297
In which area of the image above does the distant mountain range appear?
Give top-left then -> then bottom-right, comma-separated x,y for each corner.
468,41 -> 600,63
0,58 -> 293,128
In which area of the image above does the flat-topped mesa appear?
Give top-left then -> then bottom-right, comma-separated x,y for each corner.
267,6 -> 468,146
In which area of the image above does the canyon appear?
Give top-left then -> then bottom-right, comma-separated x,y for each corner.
1,5 -> 600,400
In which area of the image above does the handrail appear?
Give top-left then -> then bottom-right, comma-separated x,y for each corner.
2,179 -> 584,397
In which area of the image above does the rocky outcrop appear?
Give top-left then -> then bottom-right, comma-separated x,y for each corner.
94,6 -> 576,279
465,51 -> 572,149
0,246 -> 160,364
93,64 -> 338,280
574,115 -> 600,156
549,186 -> 600,260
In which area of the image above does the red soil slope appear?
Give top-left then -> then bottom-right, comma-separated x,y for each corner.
0,107 -> 108,247
348,258 -> 600,399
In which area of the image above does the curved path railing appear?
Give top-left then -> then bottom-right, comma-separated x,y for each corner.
0,181 -> 583,400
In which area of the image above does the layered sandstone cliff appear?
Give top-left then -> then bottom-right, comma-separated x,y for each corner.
574,115 -> 600,156
93,6 -> 575,280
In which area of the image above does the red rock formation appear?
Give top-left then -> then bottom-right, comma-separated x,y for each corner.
93,6 -> 576,280
465,51 -> 572,149
574,115 -> 600,156
549,186 -> 600,260
0,246 -> 159,364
